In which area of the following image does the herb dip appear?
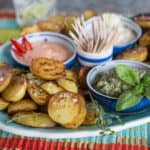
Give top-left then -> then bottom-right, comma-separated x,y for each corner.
93,68 -> 149,97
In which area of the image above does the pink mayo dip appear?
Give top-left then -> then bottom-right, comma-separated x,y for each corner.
17,41 -> 72,65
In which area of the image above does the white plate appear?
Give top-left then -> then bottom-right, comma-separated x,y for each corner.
0,43 -> 150,139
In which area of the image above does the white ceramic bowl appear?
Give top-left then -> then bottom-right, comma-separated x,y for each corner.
11,32 -> 77,68
84,14 -> 142,57
77,46 -> 113,67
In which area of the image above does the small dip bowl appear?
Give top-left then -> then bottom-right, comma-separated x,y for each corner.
10,32 -> 77,68
87,60 -> 150,113
84,14 -> 142,57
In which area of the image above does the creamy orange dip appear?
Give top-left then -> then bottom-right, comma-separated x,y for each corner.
16,41 -> 72,65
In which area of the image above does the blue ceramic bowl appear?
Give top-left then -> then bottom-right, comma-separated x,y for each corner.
10,32 -> 77,68
87,60 -> 150,113
113,15 -> 142,56
84,15 -> 142,57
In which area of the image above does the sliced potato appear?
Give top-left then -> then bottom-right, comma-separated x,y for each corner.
48,92 -> 80,125
63,70 -> 78,82
139,31 -> 150,46
0,64 -> 13,92
30,58 -> 65,80
38,20 -> 64,33
115,46 -> 148,62
20,24 -> 40,36
0,98 -> 9,110
2,74 -> 27,102
83,10 -> 97,20
12,112 -> 56,128
78,67 -> 90,89
48,92 -> 87,128
57,78 -> 78,93
27,81 -> 50,105
41,81 -> 64,95
8,99 -> 38,114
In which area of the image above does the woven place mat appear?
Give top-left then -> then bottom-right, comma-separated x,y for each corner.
0,11 -> 150,150
0,124 -> 149,150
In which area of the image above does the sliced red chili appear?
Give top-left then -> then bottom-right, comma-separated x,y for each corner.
11,39 -> 26,53
12,47 -> 23,56
22,36 -> 32,50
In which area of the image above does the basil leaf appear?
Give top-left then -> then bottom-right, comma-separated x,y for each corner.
132,84 -> 144,95
142,75 -> 150,87
144,87 -> 150,99
116,64 -> 140,86
116,91 -> 142,111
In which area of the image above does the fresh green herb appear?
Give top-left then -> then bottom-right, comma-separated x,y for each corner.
116,64 -> 150,111
116,91 -> 141,111
89,92 -> 124,133
116,64 -> 140,86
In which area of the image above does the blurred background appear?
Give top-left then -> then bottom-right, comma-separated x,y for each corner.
0,0 -> 149,15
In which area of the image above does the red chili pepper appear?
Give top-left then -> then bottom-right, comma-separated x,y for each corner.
11,39 -> 26,53
12,47 -> 23,56
22,36 -> 32,50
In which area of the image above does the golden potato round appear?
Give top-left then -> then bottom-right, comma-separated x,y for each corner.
20,24 -> 40,36
63,70 -> 78,82
63,94 -> 87,128
8,99 -> 38,114
27,81 -> 50,105
41,81 -> 64,95
139,31 -> 150,46
38,20 -> 64,33
30,58 -> 65,80
83,10 -> 97,20
57,78 -> 78,93
2,74 -> 27,102
12,112 -> 56,128
115,46 -> 148,62
48,92 -> 87,128
0,64 -> 13,92
78,67 -> 90,89
0,98 -> 9,111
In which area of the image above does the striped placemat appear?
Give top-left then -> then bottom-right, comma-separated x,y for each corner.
0,124 -> 149,149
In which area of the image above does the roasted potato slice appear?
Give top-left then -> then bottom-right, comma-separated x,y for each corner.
63,70 -> 78,82
0,64 -> 13,92
63,94 -> 87,128
48,92 -> 86,128
38,20 -> 64,33
0,98 -> 9,110
64,16 -> 75,35
48,15 -> 65,24
27,81 -> 50,105
78,67 -> 90,89
115,46 -> 148,62
41,81 -> 64,95
26,73 -> 44,86
12,112 -> 56,128
8,99 -> 38,114
57,78 -> 78,93
133,13 -> 150,29
20,24 -> 40,36
31,58 -> 65,80
2,74 -> 27,102
83,10 -> 97,20
139,31 -> 150,46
